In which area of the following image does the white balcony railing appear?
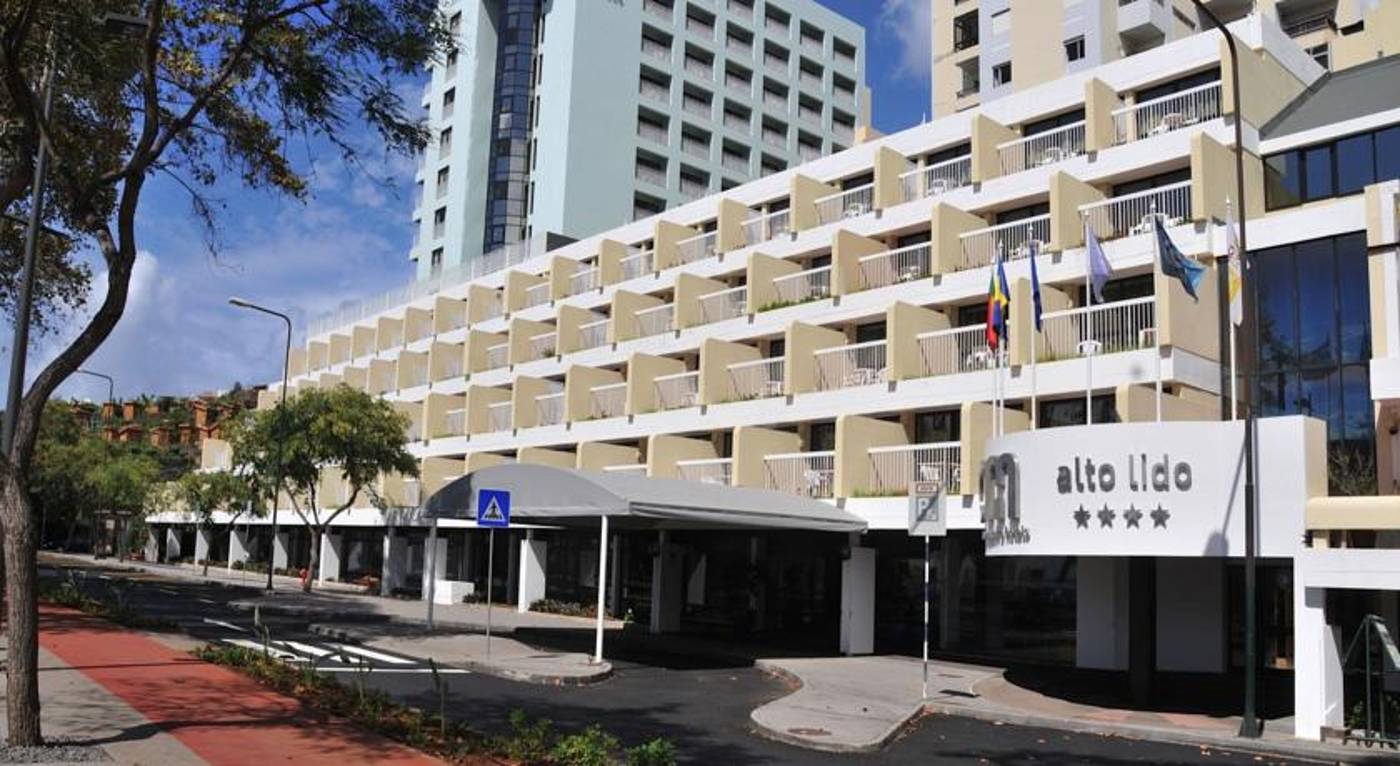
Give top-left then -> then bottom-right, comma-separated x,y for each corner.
917,323 -> 993,377
900,156 -> 971,203
814,183 -> 874,225
523,281 -> 551,309
635,303 -> 674,337
440,355 -> 464,381
578,317 -> 610,350
857,242 -> 932,291
620,249 -> 655,280
677,457 -> 733,486
443,408 -> 467,437
868,442 -> 962,496
814,339 -> 888,391
743,209 -> 790,245
958,214 -> 1051,270
404,364 -> 429,388
478,292 -> 504,322
589,382 -> 628,420
997,121 -> 1086,175
535,392 -> 565,427
1039,296 -> 1156,363
485,342 -> 509,370
570,265 -> 601,294
765,451 -> 835,498
677,230 -> 718,264
602,463 -> 647,475
487,400 -> 512,432
1080,181 -> 1192,242
654,370 -> 700,410
769,265 -> 831,307
529,331 -> 557,361
1113,82 -> 1221,145
698,285 -> 747,324
726,356 -> 784,401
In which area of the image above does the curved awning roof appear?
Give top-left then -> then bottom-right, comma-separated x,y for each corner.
424,463 -> 865,533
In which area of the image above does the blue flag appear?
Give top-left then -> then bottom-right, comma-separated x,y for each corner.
1155,216 -> 1205,301
1028,239 -> 1043,331
1084,221 -> 1112,304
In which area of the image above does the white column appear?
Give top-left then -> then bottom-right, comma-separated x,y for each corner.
650,530 -> 683,634
420,534 -> 447,601
144,527 -> 160,562
318,532 -> 343,584
228,527 -> 250,572
381,527 -> 407,596
839,537 -> 875,656
194,527 -> 212,564
165,527 -> 183,562
272,531 -> 290,571
1076,556 -> 1129,670
1294,583 -> 1344,740
505,532 -> 520,606
517,530 -> 547,614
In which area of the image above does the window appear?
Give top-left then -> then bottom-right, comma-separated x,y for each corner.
808,422 -> 836,452
439,127 -> 453,155
1064,36 -> 1085,62
914,411 -> 960,444
1039,396 -> 1116,429
1306,43 -> 1330,70
992,62 -> 1012,88
953,11 -> 978,51
1264,123 -> 1400,210
429,248 -> 443,277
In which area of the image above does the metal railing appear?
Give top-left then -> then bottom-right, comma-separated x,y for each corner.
858,242 -> 932,290
698,285 -> 747,324
535,392 -> 565,427
570,266 -> 601,294
487,400 -> 512,432
814,183 -> 874,225
485,342 -> 509,370
900,155 -> 971,203
1079,181 -> 1192,242
523,281 -> 551,309
478,291 -> 504,321
404,364 -> 429,388
635,303 -> 675,337
590,382 -> 628,419
442,408 -> 466,437
654,370 -> 700,410
726,356 -> 784,401
769,264 -> 830,307
743,209 -> 790,245
1113,82 -> 1221,145
814,339 -> 888,391
917,323 -> 992,377
677,230 -> 718,264
677,457 -> 733,486
958,214 -> 1050,270
528,331 -> 557,361
868,442 -> 962,496
997,121 -> 1085,175
620,249 -> 655,280
1038,296 -> 1156,362
764,451 -> 835,498
602,463 -> 647,475
578,317 -> 610,350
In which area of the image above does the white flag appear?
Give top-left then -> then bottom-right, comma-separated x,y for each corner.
1226,206 -> 1243,326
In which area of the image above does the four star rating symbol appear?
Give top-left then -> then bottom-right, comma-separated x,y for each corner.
1151,504 -> 1171,528
1123,504 -> 1143,529
1096,504 -> 1115,528
1073,505 -> 1091,529
1071,502 -> 1168,531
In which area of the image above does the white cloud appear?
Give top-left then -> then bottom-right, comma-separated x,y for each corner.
878,0 -> 934,83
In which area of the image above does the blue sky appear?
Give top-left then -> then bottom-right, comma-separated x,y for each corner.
29,0 -> 931,404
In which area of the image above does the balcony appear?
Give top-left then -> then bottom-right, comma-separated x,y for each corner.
681,133 -> 709,157
763,55 -> 787,76
528,330 -> 557,361
478,292 -> 504,322
917,323 -> 992,377
620,249 -> 655,280
868,442 -> 962,496
485,341 -> 509,370
653,370 -> 700,410
638,120 -> 669,145
684,57 -> 713,80
1112,82 -> 1221,145
643,0 -> 672,22
698,285 -> 747,324
814,183 -> 874,225
640,79 -> 670,104
636,164 -> 667,187
958,214 -> 1050,270
997,122 -> 1085,175
403,365 -> 429,389
726,356 -> 784,400
487,400 -> 512,433
443,408 -> 467,437
523,281 -> 551,309
1038,296 -> 1156,363
899,156 -> 971,203
764,451 -> 835,498
743,209 -> 790,245
642,37 -> 670,62
536,392 -> 565,427
578,317 -> 610,350
590,382 -> 628,419
635,303 -> 675,337
769,264 -> 831,307
603,463 -> 648,476
1079,181 -> 1191,242
570,265 -> 601,294
677,457 -> 733,485
857,242 -> 932,291
1117,0 -> 1169,44
813,340 -> 887,391
676,230 -> 718,264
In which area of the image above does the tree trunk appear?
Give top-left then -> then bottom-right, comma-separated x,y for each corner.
3,477 -> 42,745
64,512 -> 79,551
201,526 -> 209,577
305,527 -> 320,593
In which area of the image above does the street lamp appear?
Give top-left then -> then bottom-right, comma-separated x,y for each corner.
74,368 -> 115,405
229,297 -> 292,593
1190,0 -> 1260,740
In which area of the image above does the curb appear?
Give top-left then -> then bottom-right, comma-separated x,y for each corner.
227,600 -> 393,624
749,661 -> 919,754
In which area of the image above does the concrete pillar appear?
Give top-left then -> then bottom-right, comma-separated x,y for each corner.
194,527 -> 212,565
165,527 -> 183,562
1076,556 -> 1129,670
272,531 -> 290,571
840,536 -> 875,656
381,527 -> 407,596
144,527 -> 160,562
608,533 -> 624,617
1294,584 -> 1344,740
420,535 -> 447,602
650,530 -> 683,634
228,527 -> 250,571
505,532 -> 520,606
517,530 -> 547,613
1128,557 -> 1157,706
318,532 -> 343,584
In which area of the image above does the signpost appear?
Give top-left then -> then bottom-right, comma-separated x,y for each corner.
476,488 -> 511,658
908,480 -> 946,701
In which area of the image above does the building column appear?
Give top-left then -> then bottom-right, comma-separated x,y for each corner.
1294,583 -> 1344,740
1128,557 -> 1157,706
144,526 -> 160,563
165,527 -> 183,563
318,532 -> 343,584
517,530 -> 547,613
505,531 -> 520,606
228,526 -> 250,571
420,533 -> 447,602
650,530 -> 683,634
381,527 -> 406,596
1076,556 -> 1129,670
840,533 -> 875,656
272,531 -> 290,571
194,527 -> 212,565
609,533 -> 624,617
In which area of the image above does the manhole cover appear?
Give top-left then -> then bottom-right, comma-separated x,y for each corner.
787,728 -> 831,737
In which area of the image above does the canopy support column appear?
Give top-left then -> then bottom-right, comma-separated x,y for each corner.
594,515 -> 609,664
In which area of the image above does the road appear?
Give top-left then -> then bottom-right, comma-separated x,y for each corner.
43,559 -> 1304,765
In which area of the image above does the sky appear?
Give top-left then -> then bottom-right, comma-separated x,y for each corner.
19,0 -> 932,405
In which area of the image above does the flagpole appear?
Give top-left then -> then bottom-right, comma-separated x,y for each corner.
1028,226 -> 1039,429
1151,202 -> 1163,422
1083,220 -> 1094,426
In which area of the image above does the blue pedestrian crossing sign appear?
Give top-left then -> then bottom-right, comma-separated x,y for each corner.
476,488 -> 511,528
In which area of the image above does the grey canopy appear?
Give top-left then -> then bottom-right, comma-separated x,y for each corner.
424,463 -> 866,533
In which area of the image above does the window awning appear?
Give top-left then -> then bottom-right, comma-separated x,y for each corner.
423,463 -> 866,533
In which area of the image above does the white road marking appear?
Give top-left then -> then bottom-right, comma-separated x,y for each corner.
223,639 -> 302,663
314,666 -> 471,675
329,644 -> 416,666
277,641 -> 371,665
157,588 -> 179,596
202,618 -> 246,633
196,598 -> 216,605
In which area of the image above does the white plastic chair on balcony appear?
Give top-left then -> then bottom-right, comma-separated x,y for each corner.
803,469 -> 831,497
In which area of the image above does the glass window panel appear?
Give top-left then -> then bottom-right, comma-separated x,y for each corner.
1254,246 -> 1297,371
1340,364 -> 1373,446
808,422 -> 836,451
1296,368 -> 1340,437
1294,239 -> 1336,367
915,411 -> 960,443
1335,133 -> 1374,195
1376,126 -> 1400,182
1334,232 -> 1371,362
1264,152 -> 1302,210
1303,144 -> 1334,202
1255,372 -> 1298,417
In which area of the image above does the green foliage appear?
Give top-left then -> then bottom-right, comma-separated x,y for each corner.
624,739 -> 678,766
504,709 -> 555,764
757,296 -> 822,313
550,725 -> 620,766
529,598 -> 601,618
39,570 -> 174,630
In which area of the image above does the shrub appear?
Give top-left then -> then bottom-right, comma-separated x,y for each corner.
550,725 -> 619,766
625,738 -> 678,766
502,708 -> 554,764
529,598 -> 599,618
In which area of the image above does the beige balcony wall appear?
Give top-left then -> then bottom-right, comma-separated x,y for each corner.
611,290 -> 666,343
835,414 -> 908,497
565,365 -> 624,423
256,389 -> 278,410
1049,172 -> 1104,252
377,471 -> 419,509
1367,183 -> 1400,361
784,321 -> 847,395
746,253 -> 801,312
288,347 -> 307,378
318,467 -> 349,510
465,385 -> 512,435
329,333 -> 351,365
392,400 -> 423,442
465,329 -> 507,374
508,317 -> 556,365
1156,257 -> 1220,362
1190,133 -> 1264,223
887,302 -> 950,380
1332,2 -> 1400,70
675,273 -> 730,329
467,284 -> 504,324
832,230 -> 885,295
646,434 -> 718,480
653,220 -> 695,272
368,359 -> 396,394
1114,383 -> 1219,423
341,366 -> 367,391
505,269 -> 549,313
698,338 -> 762,405
578,442 -> 643,472
1083,78 -> 1121,153
317,373 -> 342,390
970,115 -> 1017,184
1009,277 -> 1073,366
375,317 -> 403,352
1219,37 -> 1310,130
394,350 -> 428,390
519,447 -> 575,469
283,383 -> 299,400
420,457 -> 463,499
627,353 -> 686,414
959,401 -> 1030,497
352,326 -> 376,359
429,341 -> 464,382
553,305 -> 590,355
465,453 -> 510,474
931,203 -> 987,274
424,392 -> 466,439
597,239 -> 629,286
789,175 -> 839,232
716,198 -> 750,253
732,426 -> 801,489
510,376 -> 556,430
307,340 -> 328,371
200,438 -> 232,471
872,146 -> 908,211
405,307 -> 433,342
433,296 -> 467,334
549,255 -> 579,300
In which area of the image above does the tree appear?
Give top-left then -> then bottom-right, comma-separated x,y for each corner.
85,446 -> 160,557
176,470 -> 259,576
0,1 -> 445,743
227,385 -> 416,592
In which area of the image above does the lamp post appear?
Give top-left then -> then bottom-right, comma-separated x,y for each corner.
74,369 -> 114,406
1190,0 -> 1260,739
229,297 -> 292,593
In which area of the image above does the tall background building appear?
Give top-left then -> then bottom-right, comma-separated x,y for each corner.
412,0 -> 868,280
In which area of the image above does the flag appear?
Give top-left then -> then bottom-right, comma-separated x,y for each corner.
1226,206 -> 1243,325
986,255 -> 1011,350
1028,239 -> 1043,332
1155,215 -> 1206,301
1085,221 -> 1112,304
